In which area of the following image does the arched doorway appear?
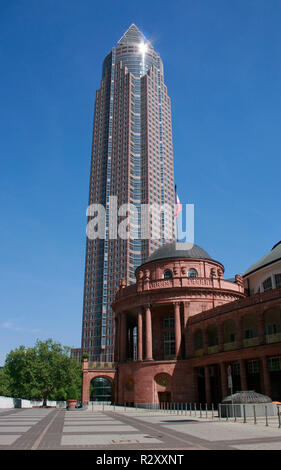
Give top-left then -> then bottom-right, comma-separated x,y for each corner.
90,377 -> 113,402
154,373 -> 172,407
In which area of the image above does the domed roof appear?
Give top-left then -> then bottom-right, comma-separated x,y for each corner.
144,241 -> 213,264
222,390 -> 272,404
243,241 -> 281,277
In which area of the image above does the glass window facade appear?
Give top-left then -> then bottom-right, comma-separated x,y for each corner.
78,24 -> 175,363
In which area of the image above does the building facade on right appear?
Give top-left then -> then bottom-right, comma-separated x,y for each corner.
243,241 -> 281,295
184,240 -> 281,404
81,241 -> 281,405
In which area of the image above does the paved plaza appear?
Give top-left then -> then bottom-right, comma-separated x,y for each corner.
0,406 -> 281,451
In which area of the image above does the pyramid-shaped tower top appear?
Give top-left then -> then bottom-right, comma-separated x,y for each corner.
118,23 -> 146,45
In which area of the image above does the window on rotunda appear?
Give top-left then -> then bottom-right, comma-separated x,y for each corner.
188,268 -> 198,278
163,269 -> 173,280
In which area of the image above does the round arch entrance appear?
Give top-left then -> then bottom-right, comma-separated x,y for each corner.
90,377 -> 113,402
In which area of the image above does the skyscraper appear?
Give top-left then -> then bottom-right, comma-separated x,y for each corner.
73,24 -> 176,363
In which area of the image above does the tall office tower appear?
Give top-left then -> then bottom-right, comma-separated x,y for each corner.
74,24 -> 175,363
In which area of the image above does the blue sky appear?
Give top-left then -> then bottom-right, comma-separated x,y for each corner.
0,0 -> 280,365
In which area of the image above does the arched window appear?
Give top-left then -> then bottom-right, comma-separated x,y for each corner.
90,377 -> 112,402
188,268 -> 198,278
243,314 -> 258,342
263,277 -> 272,291
264,307 -> 281,339
223,319 -> 236,344
163,269 -> 173,280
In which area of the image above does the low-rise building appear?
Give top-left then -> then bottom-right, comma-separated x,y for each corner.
81,241 -> 281,406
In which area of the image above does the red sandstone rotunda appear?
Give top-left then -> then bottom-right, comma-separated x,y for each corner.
111,241 -> 245,405
82,241 -> 256,405
81,241 -> 281,405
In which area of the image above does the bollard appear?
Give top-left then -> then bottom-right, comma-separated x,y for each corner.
253,405 -> 256,424
218,404 -> 221,421
205,403 -> 208,419
200,403 -> 202,418
243,404 -> 246,423
265,405 -> 268,426
278,406 -> 281,429
195,403 -> 197,416
211,403 -> 214,420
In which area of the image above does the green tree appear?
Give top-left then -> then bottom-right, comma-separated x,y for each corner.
0,367 -> 11,396
2,339 -> 81,405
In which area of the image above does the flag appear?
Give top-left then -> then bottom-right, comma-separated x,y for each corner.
174,193 -> 182,218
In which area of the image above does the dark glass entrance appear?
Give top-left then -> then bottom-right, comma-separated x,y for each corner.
158,392 -> 171,409
197,367 -> 205,403
269,356 -> 281,401
90,377 -> 113,402
246,360 -> 261,393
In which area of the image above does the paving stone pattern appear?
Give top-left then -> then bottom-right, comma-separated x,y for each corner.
0,407 -> 281,450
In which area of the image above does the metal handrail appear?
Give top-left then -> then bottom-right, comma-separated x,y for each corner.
87,401 -> 281,428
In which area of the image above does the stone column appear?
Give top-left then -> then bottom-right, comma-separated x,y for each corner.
81,358 -> 89,404
261,356 -> 271,397
220,362 -> 228,400
183,301 -> 189,327
239,359 -> 247,390
204,366 -> 211,404
173,302 -> 181,358
145,305 -> 153,360
120,312 -> 127,362
114,314 -> 119,362
128,327 -> 134,359
183,302 -> 190,358
118,313 -> 122,363
137,309 -> 143,361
